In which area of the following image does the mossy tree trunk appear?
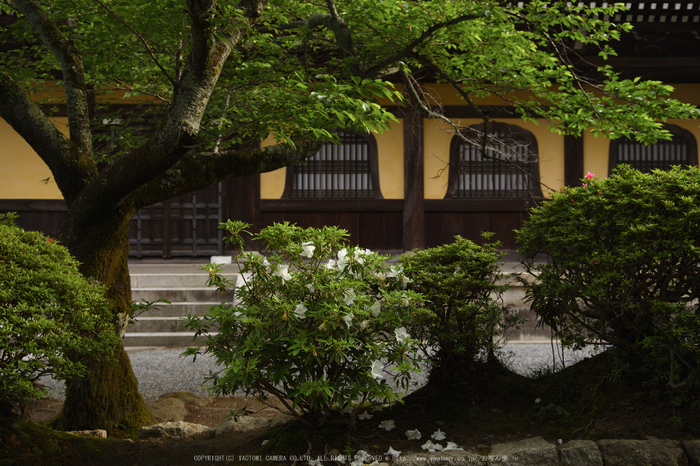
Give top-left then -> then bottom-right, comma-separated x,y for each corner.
53,209 -> 155,435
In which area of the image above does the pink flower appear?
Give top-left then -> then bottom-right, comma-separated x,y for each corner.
585,172 -> 595,179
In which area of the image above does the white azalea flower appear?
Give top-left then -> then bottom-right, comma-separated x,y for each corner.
273,264 -> 292,283
318,322 -> 327,331
385,446 -> 401,459
370,360 -> 384,379
378,419 -> 395,431
387,265 -> 403,278
443,442 -> 463,451
326,259 -> 336,269
394,327 -> 410,344
360,319 -> 370,330
358,411 -> 373,420
431,428 -> 446,441
400,294 -> 410,306
294,304 -> 307,319
337,248 -> 349,271
372,405 -> 384,412
421,440 -> 443,452
343,289 -> 356,306
370,300 -> 382,317
261,439 -> 269,446
354,450 -> 370,464
342,311 -> 354,328
308,459 -> 322,466
405,429 -> 421,440
306,282 -> 315,293
262,258 -> 271,272
535,398 -> 541,404
300,241 -> 315,258
343,406 -> 355,414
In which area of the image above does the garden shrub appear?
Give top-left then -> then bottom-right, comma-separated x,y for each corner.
184,221 -> 426,428
0,213 -> 119,418
399,235 -> 520,382
517,165 -> 700,397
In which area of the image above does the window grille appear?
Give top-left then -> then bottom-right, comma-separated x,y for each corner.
609,124 -> 698,174
284,130 -> 381,199
447,123 -> 542,200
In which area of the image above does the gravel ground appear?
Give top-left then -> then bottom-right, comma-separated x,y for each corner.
38,343 -> 604,401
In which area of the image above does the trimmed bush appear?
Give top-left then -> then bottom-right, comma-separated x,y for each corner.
185,221 -> 426,428
0,213 -> 119,417
399,235 -> 520,382
517,166 -> 700,396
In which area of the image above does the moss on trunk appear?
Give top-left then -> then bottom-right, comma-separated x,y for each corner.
56,210 -> 155,437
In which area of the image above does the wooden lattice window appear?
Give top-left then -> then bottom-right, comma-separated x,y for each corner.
283,130 -> 382,199
446,122 -> 542,200
609,124 -> 698,174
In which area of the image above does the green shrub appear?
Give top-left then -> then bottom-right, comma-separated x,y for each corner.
517,166 -> 700,396
184,221 -> 426,428
399,235 -> 520,382
0,213 -> 119,417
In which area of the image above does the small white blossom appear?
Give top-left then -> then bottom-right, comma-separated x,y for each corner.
261,440 -> 269,446
318,322 -> 327,331
354,450 -> 370,464
535,398 -> 541,404
342,311 -> 354,328
306,283 -> 315,293
370,360 -> 384,379
387,265 -> 404,278
405,429 -> 421,440
370,300 -> 382,317
400,294 -> 410,306
294,304 -> 308,319
385,446 -> 401,459
343,289 -> 356,306
421,440 -> 443,452
378,419 -> 395,431
394,327 -> 410,344
360,319 -> 370,330
358,411 -> 373,420
443,442 -> 463,451
372,405 -> 384,412
337,248 -> 349,271
431,428 -> 446,441
308,459 -> 322,466
273,264 -> 292,283
326,259 -> 336,269
343,406 -> 355,414
300,241 -> 315,258
262,258 -> 271,272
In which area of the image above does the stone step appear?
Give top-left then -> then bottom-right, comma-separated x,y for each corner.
131,273 -> 240,289
131,287 -> 233,303
132,302 -> 218,318
127,316 -> 221,333
122,332 -> 217,347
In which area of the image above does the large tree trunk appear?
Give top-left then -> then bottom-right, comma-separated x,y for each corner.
54,209 -> 155,436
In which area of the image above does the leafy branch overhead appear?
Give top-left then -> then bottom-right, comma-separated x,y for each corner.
0,0 -> 697,212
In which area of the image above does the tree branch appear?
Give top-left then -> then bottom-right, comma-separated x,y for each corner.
12,0 -> 93,157
126,138 -> 323,210
363,12 -> 483,78
93,0 -> 176,87
0,72 -> 96,204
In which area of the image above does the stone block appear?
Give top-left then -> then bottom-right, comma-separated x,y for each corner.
558,440 -> 603,466
597,439 -> 684,466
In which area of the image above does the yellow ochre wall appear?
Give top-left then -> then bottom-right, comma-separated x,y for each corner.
0,117 -> 67,199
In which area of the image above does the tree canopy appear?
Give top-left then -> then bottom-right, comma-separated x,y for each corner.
0,0 -> 697,433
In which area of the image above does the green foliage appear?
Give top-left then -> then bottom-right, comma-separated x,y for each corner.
517,166 -> 700,398
184,221 -> 426,428
399,235 -> 521,381
1,0 -> 696,166
0,214 -> 119,417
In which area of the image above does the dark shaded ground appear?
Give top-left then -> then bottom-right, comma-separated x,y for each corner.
3,351 -> 699,466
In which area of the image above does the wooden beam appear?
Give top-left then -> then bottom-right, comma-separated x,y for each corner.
403,105 -> 425,250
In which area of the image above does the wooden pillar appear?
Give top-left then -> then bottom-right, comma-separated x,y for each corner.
564,135 -> 584,187
222,174 -> 261,251
403,105 -> 425,250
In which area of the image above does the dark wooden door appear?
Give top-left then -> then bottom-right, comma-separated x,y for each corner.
129,183 -> 223,257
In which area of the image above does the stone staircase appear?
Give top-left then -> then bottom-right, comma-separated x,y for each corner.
124,258 -> 550,347
125,261 -> 240,347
